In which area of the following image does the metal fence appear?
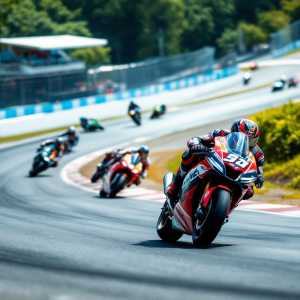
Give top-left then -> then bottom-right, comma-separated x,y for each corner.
0,71 -> 88,109
270,19 -> 300,52
0,47 -> 237,109
88,46 -> 216,93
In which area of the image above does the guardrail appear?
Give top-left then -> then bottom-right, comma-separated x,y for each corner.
0,66 -> 238,120
271,20 -> 300,57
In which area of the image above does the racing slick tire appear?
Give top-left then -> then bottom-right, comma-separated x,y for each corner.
91,169 -> 104,183
192,189 -> 230,248
108,174 -> 127,198
29,161 -> 46,177
99,187 -> 108,198
132,114 -> 141,126
157,201 -> 183,243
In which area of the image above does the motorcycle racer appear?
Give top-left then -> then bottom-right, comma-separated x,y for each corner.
128,100 -> 140,114
37,137 -> 65,167
165,119 -> 264,206
96,146 -> 150,182
59,126 -> 79,152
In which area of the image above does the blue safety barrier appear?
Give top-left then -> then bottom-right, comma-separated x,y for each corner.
0,66 -> 238,120
272,40 -> 300,58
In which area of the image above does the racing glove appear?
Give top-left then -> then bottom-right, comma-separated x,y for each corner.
255,174 -> 264,189
190,144 -> 208,155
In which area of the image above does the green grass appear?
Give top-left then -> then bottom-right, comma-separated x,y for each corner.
239,68 -> 252,72
281,47 -> 300,57
167,152 -> 183,173
0,115 -> 129,144
177,82 -> 272,108
0,124 -> 81,144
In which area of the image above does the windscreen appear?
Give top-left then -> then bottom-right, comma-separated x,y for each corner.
224,132 -> 249,158
131,153 -> 140,166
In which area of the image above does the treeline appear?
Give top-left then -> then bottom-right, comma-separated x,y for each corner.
1,0 -> 300,65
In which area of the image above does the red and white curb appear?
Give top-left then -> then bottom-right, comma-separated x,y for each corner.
61,148 -> 300,218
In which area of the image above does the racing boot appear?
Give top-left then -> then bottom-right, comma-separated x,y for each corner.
165,179 -> 182,208
164,165 -> 187,208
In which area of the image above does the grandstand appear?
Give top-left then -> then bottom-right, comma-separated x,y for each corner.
0,35 -> 108,76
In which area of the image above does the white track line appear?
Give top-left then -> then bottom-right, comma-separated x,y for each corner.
61,142 -> 300,218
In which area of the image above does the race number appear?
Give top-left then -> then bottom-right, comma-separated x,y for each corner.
224,154 -> 249,169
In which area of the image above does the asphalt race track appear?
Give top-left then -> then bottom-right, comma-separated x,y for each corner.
1,75 -> 300,299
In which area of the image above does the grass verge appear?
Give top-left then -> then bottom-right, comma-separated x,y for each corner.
281,47 -> 300,57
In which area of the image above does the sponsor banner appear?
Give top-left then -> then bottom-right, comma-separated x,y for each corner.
0,66 -> 238,120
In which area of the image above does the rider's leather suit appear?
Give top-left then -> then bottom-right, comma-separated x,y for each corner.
166,129 -> 264,200
102,148 -> 150,181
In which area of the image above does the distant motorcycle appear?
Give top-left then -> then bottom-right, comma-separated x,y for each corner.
91,152 -> 118,183
99,153 -> 143,198
288,77 -> 298,88
243,72 -> 251,85
29,145 -> 58,177
129,108 -> 141,126
80,117 -> 104,131
150,104 -> 166,119
272,80 -> 285,92
249,62 -> 258,70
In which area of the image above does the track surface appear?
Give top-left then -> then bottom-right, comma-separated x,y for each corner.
1,70 -> 300,299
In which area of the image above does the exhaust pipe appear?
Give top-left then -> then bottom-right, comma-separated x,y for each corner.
163,172 -> 174,190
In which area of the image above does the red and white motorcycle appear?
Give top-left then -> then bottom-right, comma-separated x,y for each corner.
99,153 -> 143,198
157,132 -> 258,248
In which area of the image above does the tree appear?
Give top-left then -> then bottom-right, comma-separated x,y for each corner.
217,28 -> 238,54
69,46 -> 111,67
258,10 -> 291,35
239,22 -> 268,46
281,0 -> 300,21
0,0 -> 91,38
136,0 -> 186,59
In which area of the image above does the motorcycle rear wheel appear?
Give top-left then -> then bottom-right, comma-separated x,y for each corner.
157,201 -> 183,243
192,189 -> 230,248
91,169 -> 104,183
108,174 -> 127,198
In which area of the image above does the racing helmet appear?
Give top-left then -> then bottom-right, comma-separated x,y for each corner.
68,126 -> 76,136
231,119 -> 260,151
280,75 -> 287,82
139,145 -> 149,160
56,137 -> 64,147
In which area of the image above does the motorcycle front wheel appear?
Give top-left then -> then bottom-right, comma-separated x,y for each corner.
29,161 -> 47,177
91,169 -> 105,183
108,174 -> 127,198
132,114 -> 141,126
157,201 -> 183,243
192,189 -> 230,248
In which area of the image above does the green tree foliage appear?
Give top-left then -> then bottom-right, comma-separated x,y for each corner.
281,0 -> 300,21
0,0 -> 91,37
136,0 -> 186,59
217,29 -> 238,54
2,0 -> 298,64
239,22 -> 268,46
251,101 -> 300,163
258,10 -> 291,35
69,46 -> 111,67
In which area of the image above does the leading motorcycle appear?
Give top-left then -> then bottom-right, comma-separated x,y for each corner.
99,153 -> 143,198
29,146 -> 58,177
157,132 -> 258,248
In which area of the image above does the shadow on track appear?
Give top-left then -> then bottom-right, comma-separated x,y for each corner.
26,174 -> 53,178
134,240 -> 233,249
